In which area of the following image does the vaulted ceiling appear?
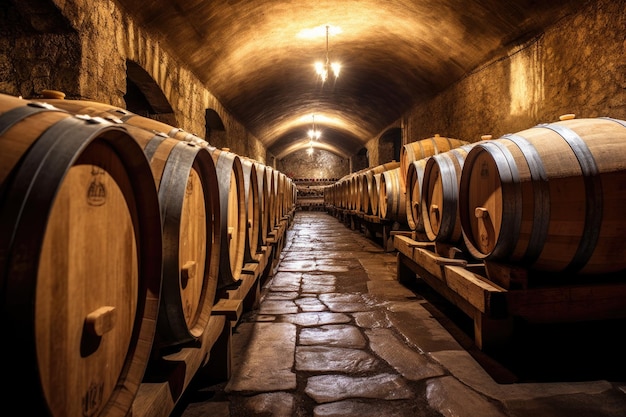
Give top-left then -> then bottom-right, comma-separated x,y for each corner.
113,0 -> 584,159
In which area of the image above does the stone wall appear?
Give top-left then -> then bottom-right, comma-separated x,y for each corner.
278,148 -> 349,181
0,0 -> 267,163
398,0 -> 626,146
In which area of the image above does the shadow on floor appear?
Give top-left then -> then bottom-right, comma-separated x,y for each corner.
407,279 -> 626,384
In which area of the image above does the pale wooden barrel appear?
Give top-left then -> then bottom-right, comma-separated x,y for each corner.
400,135 -> 470,193
378,167 -> 407,224
421,144 -> 475,243
207,147 -> 247,288
39,98 -> 222,348
0,94 -> 162,417
459,116 -> 626,274
405,158 -> 429,239
240,157 -> 262,261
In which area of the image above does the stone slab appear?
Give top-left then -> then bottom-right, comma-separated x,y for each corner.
225,322 -> 297,392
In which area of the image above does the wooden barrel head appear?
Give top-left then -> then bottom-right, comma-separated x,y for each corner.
0,94 -> 162,417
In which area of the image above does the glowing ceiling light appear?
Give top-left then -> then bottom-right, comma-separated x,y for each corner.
315,25 -> 341,82
307,115 -> 321,140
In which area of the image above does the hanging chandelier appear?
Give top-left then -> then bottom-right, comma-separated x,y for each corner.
307,115 -> 320,155
315,25 -> 341,82
307,115 -> 321,140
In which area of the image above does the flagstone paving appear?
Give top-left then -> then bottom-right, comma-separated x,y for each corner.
173,211 -> 626,417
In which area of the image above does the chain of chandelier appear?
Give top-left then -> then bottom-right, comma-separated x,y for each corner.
314,25 -> 341,83
309,25 -> 340,155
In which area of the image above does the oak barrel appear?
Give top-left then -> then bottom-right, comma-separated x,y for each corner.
132,128 -> 221,348
405,158 -> 429,238
265,166 -> 277,232
240,157 -> 262,261
378,167 -> 407,224
459,116 -> 626,274
400,135 -> 470,193
0,94 -> 162,417
207,147 -> 247,288
421,144 -> 475,243
38,98 -> 222,348
360,161 -> 399,216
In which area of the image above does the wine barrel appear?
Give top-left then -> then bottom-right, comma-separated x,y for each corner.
208,147 -> 247,288
421,144 -> 475,243
275,170 -> 284,220
134,128 -> 221,348
405,158 -> 429,239
359,161 -> 399,216
360,172 -> 376,215
251,161 -> 270,247
265,166 -> 277,232
400,135 -> 470,193
38,97 -> 222,348
371,173 -> 383,217
0,94 -> 162,417
378,167 -> 407,224
459,116 -> 626,274
240,157 -> 262,261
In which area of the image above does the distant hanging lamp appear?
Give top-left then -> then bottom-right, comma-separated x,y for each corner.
315,25 -> 341,82
307,115 -> 321,140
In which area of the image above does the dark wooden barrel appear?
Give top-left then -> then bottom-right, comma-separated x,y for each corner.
240,157 -> 262,261
421,144 -> 475,243
265,166 -> 277,232
459,116 -> 626,274
131,128 -> 221,349
0,93 -> 162,417
400,135 -> 470,193
254,163 -> 270,245
378,167 -> 407,224
325,182 -> 339,209
208,147 -> 247,288
357,173 -> 370,214
273,169 -> 285,224
405,158 -> 429,239
371,173 -> 383,216
359,161 -> 399,215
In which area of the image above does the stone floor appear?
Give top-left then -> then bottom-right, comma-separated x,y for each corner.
172,211 -> 626,417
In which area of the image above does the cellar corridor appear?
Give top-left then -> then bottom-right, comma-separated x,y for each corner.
171,211 -> 626,417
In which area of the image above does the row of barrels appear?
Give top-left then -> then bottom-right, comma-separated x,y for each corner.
326,116 -> 626,276
0,92 -> 295,417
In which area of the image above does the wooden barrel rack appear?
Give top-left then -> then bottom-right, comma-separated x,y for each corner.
394,234 -> 626,352
0,92 -> 296,417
